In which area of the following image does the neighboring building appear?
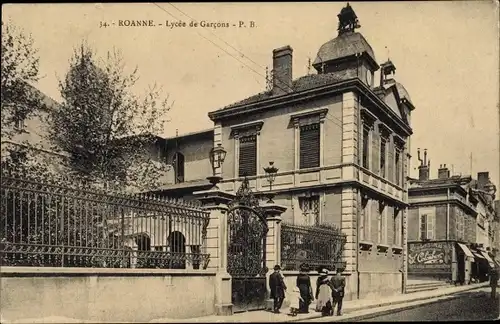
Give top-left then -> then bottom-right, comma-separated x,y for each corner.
407,157 -> 498,284
1,86 -> 68,173
492,200 -> 500,262
148,129 -> 214,199
199,4 -> 414,300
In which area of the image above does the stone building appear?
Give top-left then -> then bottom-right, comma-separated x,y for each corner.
144,3 -> 415,301
407,155 -> 498,284
200,3 -> 414,300
0,86 -> 67,172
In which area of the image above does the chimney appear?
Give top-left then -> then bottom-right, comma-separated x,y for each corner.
272,46 -> 293,95
417,148 -> 430,181
477,172 -> 489,189
438,164 -> 450,179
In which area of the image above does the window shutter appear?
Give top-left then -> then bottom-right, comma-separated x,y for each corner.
387,141 -> 394,183
372,132 -> 380,174
395,150 -> 401,186
299,124 -> 320,169
427,214 -> 434,240
238,135 -> 257,177
362,127 -> 370,169
420,214 -> 427,240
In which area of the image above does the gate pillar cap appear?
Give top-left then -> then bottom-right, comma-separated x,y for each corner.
192,189 -> 236,208
261,203 -> 287,219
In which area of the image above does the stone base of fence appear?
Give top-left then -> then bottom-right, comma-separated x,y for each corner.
0,267 -> 218,323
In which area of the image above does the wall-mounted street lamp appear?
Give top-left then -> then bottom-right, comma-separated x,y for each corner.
263,161 -> 279,203
207,143 -> 227,189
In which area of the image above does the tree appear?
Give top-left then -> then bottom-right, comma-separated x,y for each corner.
1,21 -> 44,140
47,44 -> 173,191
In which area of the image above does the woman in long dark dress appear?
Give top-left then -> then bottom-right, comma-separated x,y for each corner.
296,266 -> 314,313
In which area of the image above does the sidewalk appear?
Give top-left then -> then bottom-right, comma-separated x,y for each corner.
2,282 -> 489,323
149,282 -> 489,323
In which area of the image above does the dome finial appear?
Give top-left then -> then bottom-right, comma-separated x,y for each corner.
337,3 -> 361,35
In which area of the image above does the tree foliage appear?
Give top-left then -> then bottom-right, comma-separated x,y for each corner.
47,44 -> 173,191
1,21 -> 44,140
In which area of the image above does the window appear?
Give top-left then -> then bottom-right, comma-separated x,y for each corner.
238,135 -> 257,177
362,127 -> 370,169
380,138 -> 387,178
360,197 -> 368,241
393,208 -> 401,246
299,196 -> 320,225
457,209 -> 465,241
173,152 -> 185,183
395,150 -> 401,186
299,124 -> 320,169
378,203 -> 385,243
420,213 -> 434,240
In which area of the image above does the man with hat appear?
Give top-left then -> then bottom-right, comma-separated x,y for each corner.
269,264 -> 287,313
329,267 -> 346,316
489,267 -> 498,299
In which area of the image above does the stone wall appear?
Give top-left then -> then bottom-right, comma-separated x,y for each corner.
0,267 -> 217,323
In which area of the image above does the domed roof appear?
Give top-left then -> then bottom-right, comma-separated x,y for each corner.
395,82 -> 413,105
313,31 -> 377,67
382,79 -> 414,108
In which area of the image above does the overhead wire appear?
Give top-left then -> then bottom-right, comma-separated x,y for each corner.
153,3 -> 344,127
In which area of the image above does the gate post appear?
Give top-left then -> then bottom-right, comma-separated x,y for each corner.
261,201 -> 287,310
193,188 -> 236,316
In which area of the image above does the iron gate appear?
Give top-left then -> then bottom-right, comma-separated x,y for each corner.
227,178 -> 268,312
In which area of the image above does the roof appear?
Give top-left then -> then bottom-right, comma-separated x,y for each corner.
164,128 -> 213,141
382,79 -> 414,107
218,72 -> 347,111
313,31 -> 377,67
26,84 -> 60,111
409,175 -> 473,190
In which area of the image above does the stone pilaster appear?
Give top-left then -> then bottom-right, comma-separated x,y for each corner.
342,187 -> 358,300
342,91 -> 359,181
402,143 -> 410,293
261,202 -> 287,310
214,122 -> 223,177
341,187 -> 357,273
451,243 -> 458,283
192,188 -> 235,315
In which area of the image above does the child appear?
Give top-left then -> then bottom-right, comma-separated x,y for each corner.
289,287 -> 303,316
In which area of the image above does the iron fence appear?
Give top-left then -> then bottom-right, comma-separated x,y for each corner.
281,223 -> 346,271
0,175 -> 211,269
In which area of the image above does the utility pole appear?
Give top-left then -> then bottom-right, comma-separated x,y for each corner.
470,152 -> 473,176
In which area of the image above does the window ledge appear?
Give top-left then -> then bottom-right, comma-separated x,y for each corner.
376,244 -> 390,253
359,241 -> 373,251
392,246 -> 403,255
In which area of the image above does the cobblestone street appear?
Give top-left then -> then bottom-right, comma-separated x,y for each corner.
358,288 -> 499,322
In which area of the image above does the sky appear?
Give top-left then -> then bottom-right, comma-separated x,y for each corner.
3,2 -> 499,187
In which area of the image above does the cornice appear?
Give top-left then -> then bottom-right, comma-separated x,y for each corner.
208,78 -> 413,136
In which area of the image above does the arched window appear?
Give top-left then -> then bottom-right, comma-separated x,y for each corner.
173,152 -> 185,183
168,231 -> 186,269
136,234 -> 151,251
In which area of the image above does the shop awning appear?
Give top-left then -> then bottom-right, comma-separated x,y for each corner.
457,243 -> 474,258
481,251 -> 494,263
473,252 -> 485,259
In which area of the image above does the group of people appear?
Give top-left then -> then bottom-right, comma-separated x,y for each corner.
269,264 -> 345,317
